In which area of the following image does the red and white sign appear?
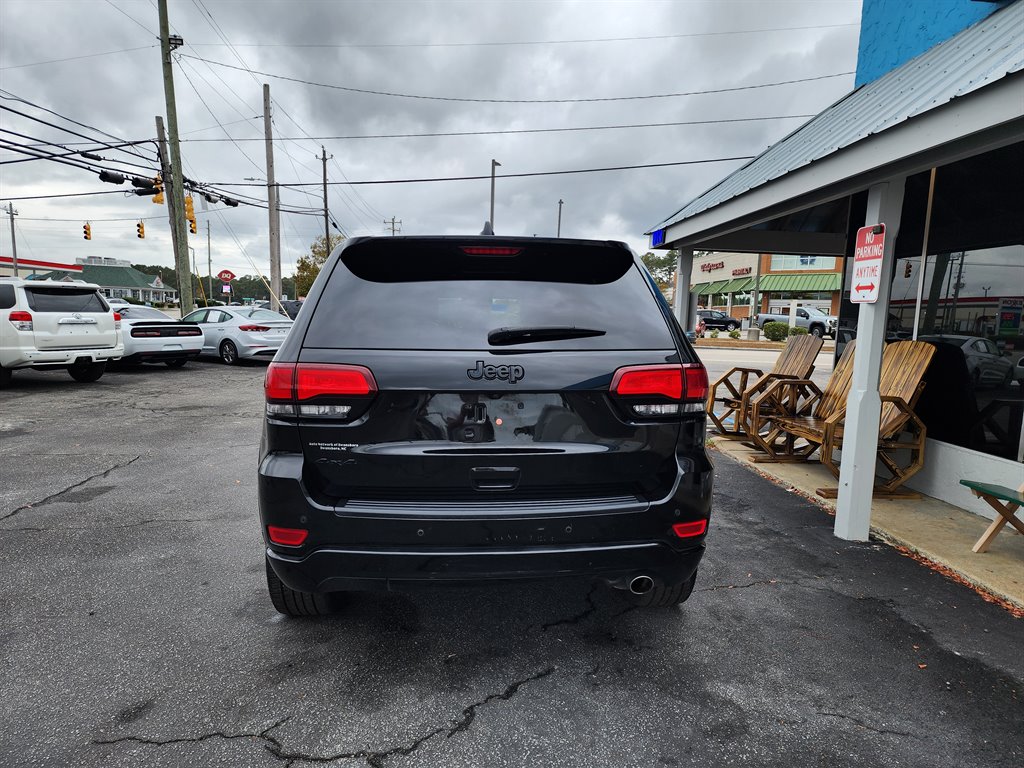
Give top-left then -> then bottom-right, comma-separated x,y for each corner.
851,224 -> 886,304
0,256 -> 83,273
217,269 -> 236,282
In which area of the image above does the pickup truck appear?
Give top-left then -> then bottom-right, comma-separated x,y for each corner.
753,306 -> 838,338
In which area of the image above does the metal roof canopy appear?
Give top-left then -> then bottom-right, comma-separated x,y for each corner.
650,0 -> 1024,253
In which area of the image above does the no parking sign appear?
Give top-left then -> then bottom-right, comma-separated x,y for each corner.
851,224 -> 885,304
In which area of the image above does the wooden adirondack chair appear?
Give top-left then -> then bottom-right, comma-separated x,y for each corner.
706,334 -> 824,438
750,340 -> 936,497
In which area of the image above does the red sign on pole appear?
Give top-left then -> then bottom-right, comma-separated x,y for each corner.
217,269 -> 236,282
851,224 -> 885,304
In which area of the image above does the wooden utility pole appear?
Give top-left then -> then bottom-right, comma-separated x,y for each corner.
157,0 -> 192,311
557,198 -> 563,237
262,84 -> 282,312
207,220 -> 213,304
6,203 -> 17,275
384,217 -> 402,236
321,146 -> 331,253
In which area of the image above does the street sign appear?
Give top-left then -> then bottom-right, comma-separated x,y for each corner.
851,224 -> 885,304
217,269 -> 236,282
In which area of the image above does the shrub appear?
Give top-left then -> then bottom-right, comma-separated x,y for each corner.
789,326 -> 809,336
763,321 -> 789,342
729,329 -> 741,339
123,296 -> 144,305
709,329 -> 719,338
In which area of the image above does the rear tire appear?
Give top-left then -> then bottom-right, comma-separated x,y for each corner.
68,362 -> 106,382
219,340 -> 239,366
265,557 -> 340,617
165,358 -> 188,369
725,322 -> 738,332
0,365 -> 11,389
628,571 -> 697,607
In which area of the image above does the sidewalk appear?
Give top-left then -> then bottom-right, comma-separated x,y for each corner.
710,436 -> 1024,614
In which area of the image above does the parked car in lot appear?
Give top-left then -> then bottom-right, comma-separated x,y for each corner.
0,278 -> 123,387
918,334 -> 1013,388
753,305 -> 838,338
695,309 -> 740,332
1015,355 -> 1024,387
115,305 -> 203,367
181,306 -> 292,365
259,235 -> 713,616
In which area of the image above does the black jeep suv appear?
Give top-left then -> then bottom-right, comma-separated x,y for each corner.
258,236 -> 713,615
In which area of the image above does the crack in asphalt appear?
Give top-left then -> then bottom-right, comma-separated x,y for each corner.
698,579 -> 787,592
3,518 -> 210,533
0,456 -> 140,521
540,584 -> 599,631
816,711 -> 914,737
93,668 -> 556,767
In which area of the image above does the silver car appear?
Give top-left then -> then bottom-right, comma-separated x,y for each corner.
919,334 -> 1014,388
181,307 -> 293,365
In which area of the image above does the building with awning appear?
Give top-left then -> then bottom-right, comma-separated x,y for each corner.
647,0 -> 1023,541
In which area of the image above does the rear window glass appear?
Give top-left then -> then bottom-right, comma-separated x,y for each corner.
0,284 -> 14,309
305,240 -> 675,351
26,287 -> 107,313
120,306 -> 170,320
235,308 -> 285,321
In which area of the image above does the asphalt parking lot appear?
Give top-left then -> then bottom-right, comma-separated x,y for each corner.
1,360 -> 1021,768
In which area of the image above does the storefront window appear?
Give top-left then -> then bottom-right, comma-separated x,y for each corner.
770,255 -> 836,271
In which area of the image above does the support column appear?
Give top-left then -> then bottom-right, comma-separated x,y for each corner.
835,177 -> 906,541
673,248 -> 694,330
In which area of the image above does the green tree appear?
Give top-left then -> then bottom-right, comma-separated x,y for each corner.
641,250 -> 679,295
295,234 -> 344,298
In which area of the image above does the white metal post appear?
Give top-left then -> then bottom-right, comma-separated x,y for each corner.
673,248 -> 694,330
835,178 -> 906,541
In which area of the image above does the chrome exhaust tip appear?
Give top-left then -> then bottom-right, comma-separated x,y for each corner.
629,575 -> 655,595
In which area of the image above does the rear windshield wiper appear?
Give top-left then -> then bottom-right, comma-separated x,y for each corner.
487,326 -> 606,346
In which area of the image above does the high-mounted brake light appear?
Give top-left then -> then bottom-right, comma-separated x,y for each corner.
267,526 -> 308,546
672,520 -> 708,538
238,324 -> 271,332
460,246 -> 522,256
8,311 -> 32,331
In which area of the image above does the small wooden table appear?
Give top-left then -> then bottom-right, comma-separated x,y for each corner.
960,479 -> 1024,553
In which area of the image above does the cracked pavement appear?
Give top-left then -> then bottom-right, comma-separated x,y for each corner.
1,361 -> 1022,767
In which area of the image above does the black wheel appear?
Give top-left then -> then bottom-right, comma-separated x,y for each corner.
810,325 -> 824,338
0,365 -> 11,389
725,322 -> 739,332
67,361 -> 106,383
219,340 -> 239,365
971,368 -> 982,389
628,571 -> 697,608
265,557 -> 340,617
164,358 -> 188,369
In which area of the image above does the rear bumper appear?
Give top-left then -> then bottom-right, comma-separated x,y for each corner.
120,348 -> 202,364
266,540 -> 704,593
4,346 -> 123,368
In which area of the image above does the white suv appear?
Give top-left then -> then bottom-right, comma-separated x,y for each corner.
0,278 -> 124,387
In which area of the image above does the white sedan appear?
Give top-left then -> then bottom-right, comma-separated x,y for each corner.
116,305 -> 204,368
181,306 -> 293,365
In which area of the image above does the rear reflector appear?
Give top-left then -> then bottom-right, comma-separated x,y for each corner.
460,246 -> 522,256
296,364 -> 376,400
672,520 -> 708,538
267,526 -> 308,546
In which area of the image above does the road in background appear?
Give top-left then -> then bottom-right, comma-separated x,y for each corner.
696,346 -> 836,390
1,361 -> 1020,767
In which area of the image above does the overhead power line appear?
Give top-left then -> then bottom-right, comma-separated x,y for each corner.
183,22 -> 859,49
179,114 -> 817,143
177,55 -> 855,104
0,45 -> 158,71
209,155 -> 756,188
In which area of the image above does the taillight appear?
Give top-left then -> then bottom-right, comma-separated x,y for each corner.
267,526 -> 308,546
265,362 -> 377,418
131,329 -> 161,337
113,311 -> 122,330
610,363 -> 708,418
672,520 -> 708,538
238,324 -> 271,332
8,311 -> 32,331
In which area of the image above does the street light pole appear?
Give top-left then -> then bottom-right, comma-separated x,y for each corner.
489,159 -> 501,230
557,199 -> 563,237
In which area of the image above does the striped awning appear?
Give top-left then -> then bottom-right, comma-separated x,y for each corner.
692,279 -> 731,296
756,273 -> 842,292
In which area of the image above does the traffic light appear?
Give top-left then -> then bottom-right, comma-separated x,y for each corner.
137,221 -> 145,239
189,219 -> 197,235
183,195 -> 195,221
152,174 -> 164,205
83,222 -> 92,240
904,261 -> 912,278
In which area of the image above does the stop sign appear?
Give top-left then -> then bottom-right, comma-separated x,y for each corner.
217,269 -> 236,282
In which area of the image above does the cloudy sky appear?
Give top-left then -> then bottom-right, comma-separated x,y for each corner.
0,0 -> 862,281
